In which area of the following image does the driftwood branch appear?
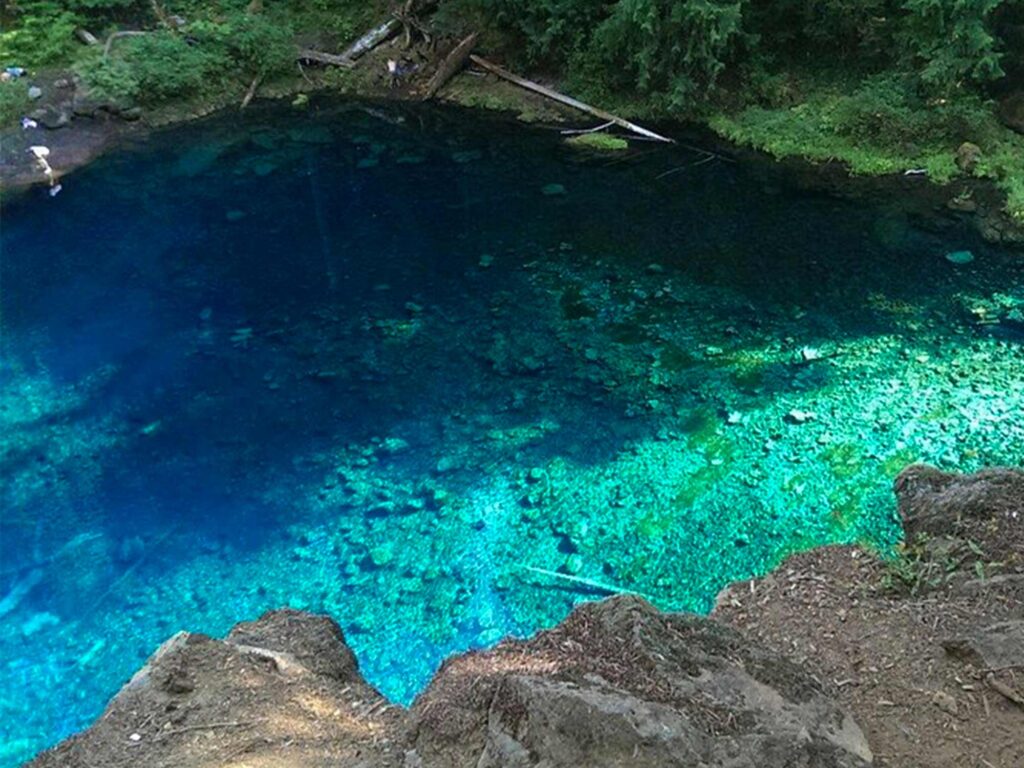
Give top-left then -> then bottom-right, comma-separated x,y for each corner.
468,55 -> 674,144
338,18 -> 400,63
560,121 -> 615,136
986,673 -> 1024,710
75,28 -> 99,46
297,48 -> 356,69
240,75 -> 262,109
103,30 -> 148,59
421,32 -> 478,100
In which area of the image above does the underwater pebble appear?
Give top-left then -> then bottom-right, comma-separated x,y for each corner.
785,409 -> 815,424
945,250 -> 975,265
541,183 -> 567,196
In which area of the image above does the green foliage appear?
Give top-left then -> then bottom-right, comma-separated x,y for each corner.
0,2 -> 80,67
901,0 -> 1007,94
459,0 -> 1018,108
118,32 -> 227,103
75,52 -> 141,103
0,80 -> 32,125
590,0 -> 746,107
191,11 -> 296,78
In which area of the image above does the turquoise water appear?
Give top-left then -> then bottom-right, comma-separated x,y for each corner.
2,98 -> 1023,765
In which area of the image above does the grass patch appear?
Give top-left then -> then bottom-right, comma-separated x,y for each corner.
565,132 -> 629,151
708,72 -> 1024,219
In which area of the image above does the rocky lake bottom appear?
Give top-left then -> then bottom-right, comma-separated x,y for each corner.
1,98 -> 1022,766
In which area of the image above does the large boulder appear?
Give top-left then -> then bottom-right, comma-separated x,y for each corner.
409,595 -> 873,767
895,465 -> 1024,569
28,597 -> 875,768
29,611 -> 402,768
226,607 -> 360,682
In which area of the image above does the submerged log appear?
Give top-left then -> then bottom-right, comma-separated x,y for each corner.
468,55 -> 674,144
421,32 -> 479,100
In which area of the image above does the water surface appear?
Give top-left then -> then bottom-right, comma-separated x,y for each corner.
2,98 -> 1022,766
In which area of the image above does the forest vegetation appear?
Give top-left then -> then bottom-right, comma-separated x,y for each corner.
2,0 -> 1023,218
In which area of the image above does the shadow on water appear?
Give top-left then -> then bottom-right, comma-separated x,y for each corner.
2,96 -> 1022,764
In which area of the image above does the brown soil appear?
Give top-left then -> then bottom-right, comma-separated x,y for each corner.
715,467 -> 1024,768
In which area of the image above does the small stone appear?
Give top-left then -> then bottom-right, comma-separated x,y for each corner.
800,346 -> 822,362
785,409 -> 815,425
931,691 -> 959,717
128,733 -> 142,743
726,411 -> 743,426
541,183 -> 567,196
945,250 -> 975,265
369,544 -> 394,567
27,86 -> 42,100
478,253 -> 494,268
704,346 -> 724,358
955,142 -> 982,173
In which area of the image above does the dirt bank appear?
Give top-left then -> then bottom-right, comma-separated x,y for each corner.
27,465 -> 1023,767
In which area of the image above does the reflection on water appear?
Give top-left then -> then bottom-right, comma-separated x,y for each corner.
1,98 -> 1022,765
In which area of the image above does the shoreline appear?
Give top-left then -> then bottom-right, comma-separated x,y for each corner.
3,55 -> 1022,247
26,466 -> 1024,768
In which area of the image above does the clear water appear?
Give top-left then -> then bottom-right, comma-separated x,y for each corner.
2,98 -> 1022,766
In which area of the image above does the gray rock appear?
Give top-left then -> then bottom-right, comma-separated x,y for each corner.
226,608 -> 360,682
955,142 -> 982,173
414,595 -> 873,767
27,85 -> 42,100
29,104 -> 71,130
943,620 -> 1024,669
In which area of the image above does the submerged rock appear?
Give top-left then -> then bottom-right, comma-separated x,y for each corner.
944,249 -> 975,265
28,597 -> 872,768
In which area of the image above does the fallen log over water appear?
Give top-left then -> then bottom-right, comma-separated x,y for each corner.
468,55 -> 674,144
421,32 -> 479,100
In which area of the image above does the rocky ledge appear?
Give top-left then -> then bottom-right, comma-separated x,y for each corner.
29,466 -> 1023,768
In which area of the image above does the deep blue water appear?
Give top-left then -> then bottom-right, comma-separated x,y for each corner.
2,98 -> 1022,765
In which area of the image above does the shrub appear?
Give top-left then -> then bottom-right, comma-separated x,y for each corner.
589,0 -> 747,107
75,52 -> 141,104
0,2 -> 80,67
0,80 -> 32,125
119,31 -> 227,104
